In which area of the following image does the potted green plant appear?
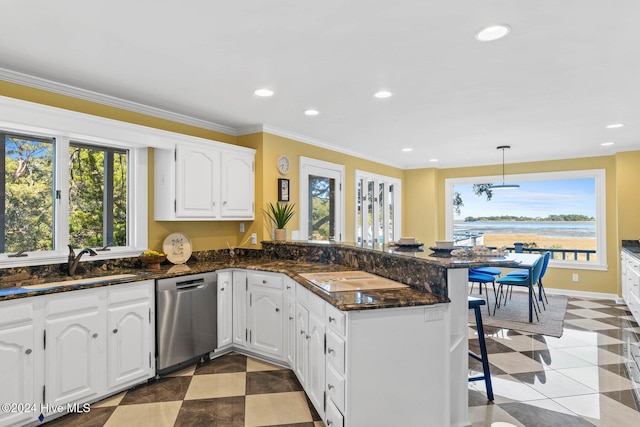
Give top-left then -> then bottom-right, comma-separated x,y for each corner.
264,202 -> 295,241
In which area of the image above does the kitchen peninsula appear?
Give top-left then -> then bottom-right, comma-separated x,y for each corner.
0,241 -> 517,427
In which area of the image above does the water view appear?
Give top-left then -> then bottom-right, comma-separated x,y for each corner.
454,221 -> 596,240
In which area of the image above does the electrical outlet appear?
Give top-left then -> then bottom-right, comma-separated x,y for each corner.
572,273 -> 579,282
250,233 -> 257,245
239,222 -> 245,232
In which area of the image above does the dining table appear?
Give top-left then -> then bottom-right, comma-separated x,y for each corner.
503,252 -> 543,322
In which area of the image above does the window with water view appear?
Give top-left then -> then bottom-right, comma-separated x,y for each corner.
449,171 -> 604,267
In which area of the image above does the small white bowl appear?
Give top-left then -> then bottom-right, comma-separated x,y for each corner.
435,240 -> 454,249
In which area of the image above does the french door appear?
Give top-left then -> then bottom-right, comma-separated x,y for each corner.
299,157 -> 344,242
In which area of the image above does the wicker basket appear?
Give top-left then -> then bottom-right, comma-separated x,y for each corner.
138,255 -> 167,270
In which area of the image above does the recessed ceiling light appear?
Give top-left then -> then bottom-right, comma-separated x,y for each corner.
254,89 -> 274,97
475,24 -> 511,42
606,123 -> 624,129
374,91 -> 392,99
304,109 -> 319,116
601,142 -> 615,146
401,147 -> 413,152
429,158 -> 439,162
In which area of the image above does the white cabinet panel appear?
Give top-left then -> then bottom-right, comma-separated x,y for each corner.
0,300 -> 41,427
107,283 -> 153,391
221,151 -> 254,218
294,302 -> 309,389
175,146 -> 220,218
232,271 -> 247,347
217,271 -> 233,348
45,292 -> 103,407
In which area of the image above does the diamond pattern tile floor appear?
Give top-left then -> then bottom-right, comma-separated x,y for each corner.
44,295 -> 640,427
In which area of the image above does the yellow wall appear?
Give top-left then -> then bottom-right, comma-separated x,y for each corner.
260,133 -> 404,242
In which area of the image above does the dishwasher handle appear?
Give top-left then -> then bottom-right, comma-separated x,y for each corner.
176,278 -> 205,291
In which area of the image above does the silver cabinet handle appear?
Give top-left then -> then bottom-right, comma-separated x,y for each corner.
25,348 -> 32,355
286,285 -> 291,289
328,383 -> 334,390
262,280 -> 267,284
328,316 -> 336,323
289,316 -> 294,320
93,333 -> 98,338
328,347 -> 334,354
300,330 -> 305,335
306,334 -> 311,340
275,308 -> 280,312
327,420 -> 333,426
223,201 -> 227,205
221,287 -> 225,291
113,329 -> 118,334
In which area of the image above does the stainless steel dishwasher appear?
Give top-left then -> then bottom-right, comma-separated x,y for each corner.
156,272 -> 217,374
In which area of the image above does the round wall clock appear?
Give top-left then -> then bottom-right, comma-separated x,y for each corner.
277,155 -> 290,175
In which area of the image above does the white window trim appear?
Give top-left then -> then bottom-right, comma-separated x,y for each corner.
354,170 -> 402,244
0,96 -> 150,268
444,169 -> 607,271
299,156 -> 345,242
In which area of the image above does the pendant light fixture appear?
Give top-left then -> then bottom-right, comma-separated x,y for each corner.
489,145 -> 520,190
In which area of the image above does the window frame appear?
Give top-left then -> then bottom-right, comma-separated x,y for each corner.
444,169 -> 607,271
0,98 -> 149,268
354,170 -> 402,245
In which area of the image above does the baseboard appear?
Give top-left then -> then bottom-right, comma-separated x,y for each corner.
542,287 -> 621,302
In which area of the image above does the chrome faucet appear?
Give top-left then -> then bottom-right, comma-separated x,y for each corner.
68,245 -> 97,276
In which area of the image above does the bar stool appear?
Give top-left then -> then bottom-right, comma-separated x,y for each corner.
468,296 -> 494,401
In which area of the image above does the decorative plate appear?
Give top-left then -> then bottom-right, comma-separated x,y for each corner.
162,232 -> 193,264
428,246 -> 454,253
393,242 -> 424,248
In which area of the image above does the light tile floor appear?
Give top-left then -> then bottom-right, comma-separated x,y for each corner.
468,296 -> 640,427
45,296 -> 639,427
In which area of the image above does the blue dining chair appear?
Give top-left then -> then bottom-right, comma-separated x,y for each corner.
468,267 -> 501,297
504,251 -> 551,309
494,255 -> 546,320
468,271 -> 498,315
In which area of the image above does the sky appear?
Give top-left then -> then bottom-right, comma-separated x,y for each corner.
453,178 -> 596,219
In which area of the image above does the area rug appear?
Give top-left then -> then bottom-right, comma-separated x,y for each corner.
468,288 -> 568,338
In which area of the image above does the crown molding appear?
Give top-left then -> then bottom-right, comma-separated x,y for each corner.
0,68 -> 238,136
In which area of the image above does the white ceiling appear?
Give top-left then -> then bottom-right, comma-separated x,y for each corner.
1,0 -> 639,169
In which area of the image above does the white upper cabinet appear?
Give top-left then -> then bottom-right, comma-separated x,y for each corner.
221,150 -> 255,218
154,141 -> 255,221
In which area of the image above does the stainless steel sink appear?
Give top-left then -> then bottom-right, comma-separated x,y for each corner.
20,274 -> 138,290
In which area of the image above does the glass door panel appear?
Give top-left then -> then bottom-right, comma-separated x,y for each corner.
308,175 -> 335,241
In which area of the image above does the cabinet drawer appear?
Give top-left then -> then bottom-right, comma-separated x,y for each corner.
247,272 -> 283,289
326,330 -> 345,373
326,304 -> 346,336
628,292 -> 640,325
325,399 -> 344,427
326,364 -> 346,415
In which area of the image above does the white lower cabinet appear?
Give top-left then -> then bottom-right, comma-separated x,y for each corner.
222,270 -> 449,426
107,284 -> 154,391
0,280 -> 154,427
217,271 -> 233,348
0,299 -> 41,427
622,251 -> 640,324
247,272 -> 285,360
45,292 -> 103,407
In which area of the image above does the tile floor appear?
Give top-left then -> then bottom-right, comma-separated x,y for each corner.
45,295 -> 640,427
468,295 -> 640,427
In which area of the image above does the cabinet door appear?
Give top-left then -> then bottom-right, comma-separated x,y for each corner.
294,302 -> 309,389
308,313 -> 326,416
107,285 -> 152,391
286,294 -> 296,367
232,271 -> 247,347
45,293 -> 103,407
175,145 -> 220,218
221,150 -> 254,218
0,301 -> 40,427
217,271 -> 233,347
248,284 -> 284,360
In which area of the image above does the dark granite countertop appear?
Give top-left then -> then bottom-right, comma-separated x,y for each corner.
0,257 -> 447,311
622,240 -> 640,259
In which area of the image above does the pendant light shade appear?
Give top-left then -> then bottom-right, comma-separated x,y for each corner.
489,146 -> 520,190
